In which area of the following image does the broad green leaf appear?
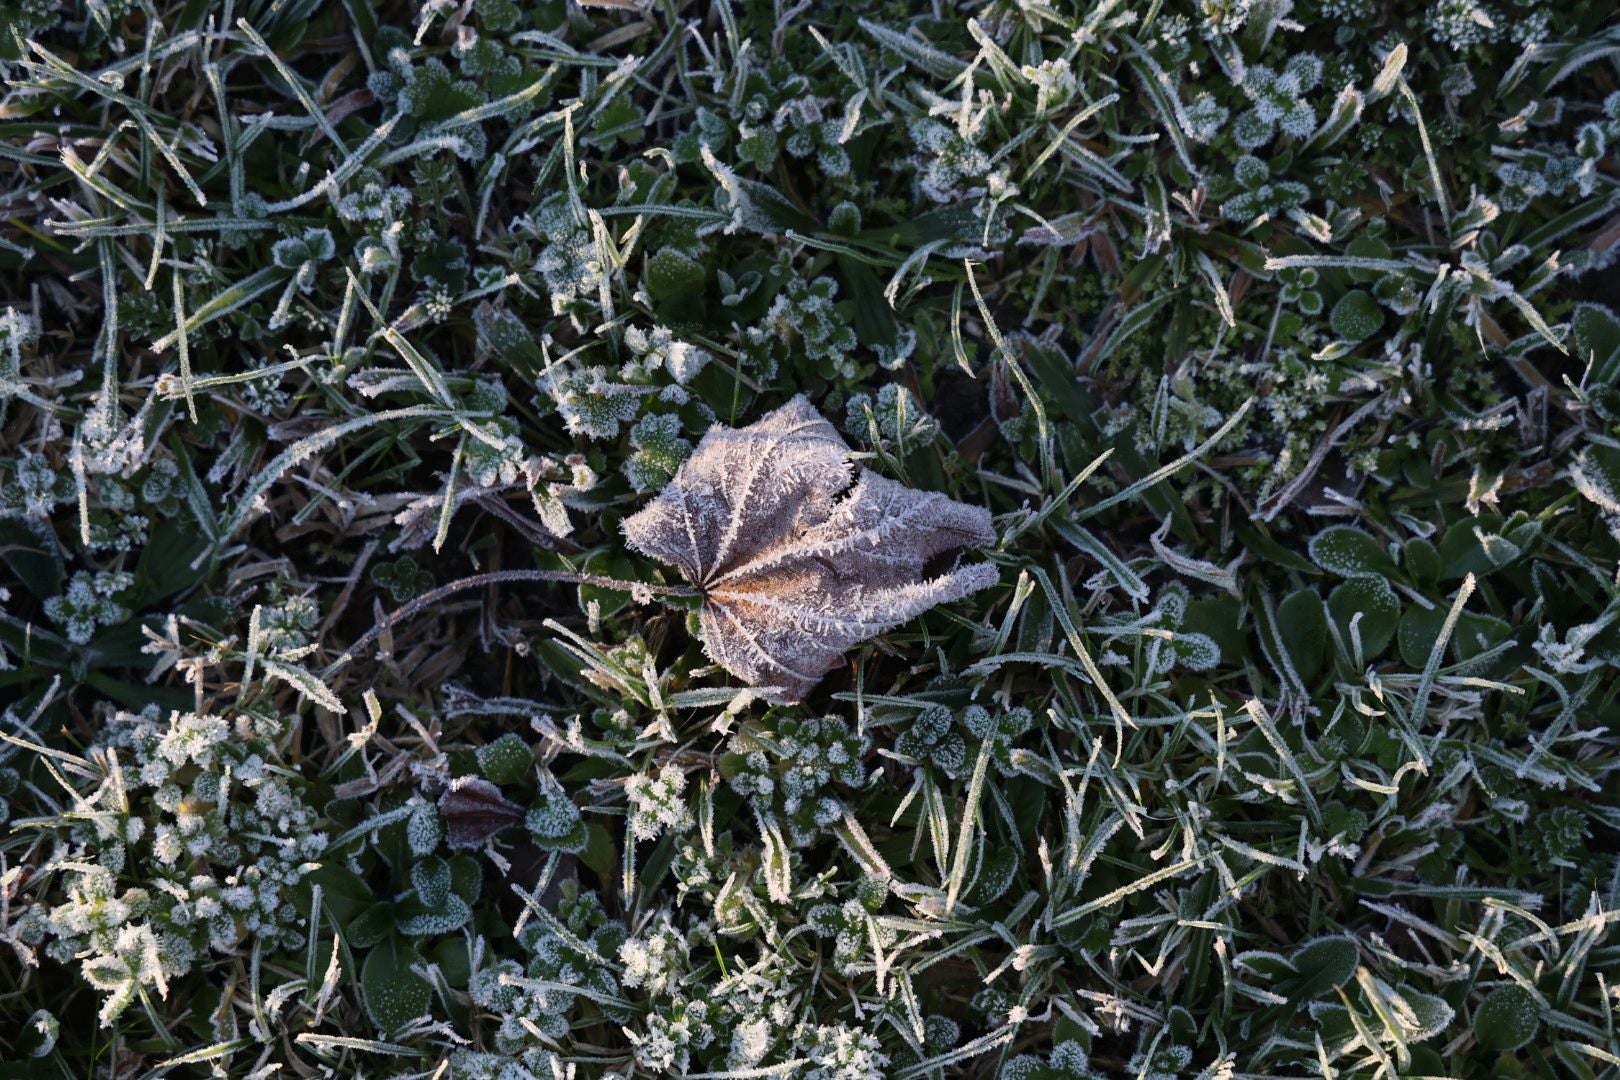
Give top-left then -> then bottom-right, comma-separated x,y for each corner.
1397,604 -> 1447,669
1402,538 -> 1441,585
410,856 -> 451,909
1454,611 -> 1514,663
1330,289 -> 1383,340
477,733 -> 533,786
1438,515 -> 1507,579
1309,526 -> 1395,578
362,935 -> 431,1033
1570,443 -> 1620,514
395,893 -> 472,936
1327,577 -> 1399,658
1474,985 -> 1540,1051
348,903 -> 396,950
1277,588 -> 1328,680
0,517 -> 64,599
1281,935 -> 1360,1004
1393,986 -> 1454,1042
1571,302 -> 1620,385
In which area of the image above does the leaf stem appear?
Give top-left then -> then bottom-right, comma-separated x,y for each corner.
324,569 -> 697,677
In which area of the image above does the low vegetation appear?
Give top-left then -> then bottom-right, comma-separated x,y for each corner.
3,0 -> 1620,1076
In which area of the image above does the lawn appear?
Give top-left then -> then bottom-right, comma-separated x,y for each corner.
3,0 -> 1620,1076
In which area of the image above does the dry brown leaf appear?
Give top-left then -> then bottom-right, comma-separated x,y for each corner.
438,776 -> 525,849
622,395 -> 999,701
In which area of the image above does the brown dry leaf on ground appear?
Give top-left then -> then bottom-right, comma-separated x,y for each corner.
622,395 -> 999,701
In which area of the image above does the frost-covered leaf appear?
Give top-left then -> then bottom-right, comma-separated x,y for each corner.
395,893 -> 472,936
1570,443 -> 1620,514
362,936 -> 431,1033
405,800 -> 442,857
1390,985 -> 1454,1042
1474,985 -> 1540,1051
476,732 -> 532,786
621,395 -> 999,701
411,856 -> 452,909
261,658 -> 344,712
1309,525 -> 1395,578
1571,302 -> 1620,385
1281,935 -> 1360,1004
1328,577 -> 1400,658
1277,588 -> 1329,680
527,783 -> 589,853
1330,289 -> 1383,341
18,1010 -> 59,1058
437,776 -> 525,849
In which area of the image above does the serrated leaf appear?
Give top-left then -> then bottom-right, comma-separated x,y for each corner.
622,395 -> 999,701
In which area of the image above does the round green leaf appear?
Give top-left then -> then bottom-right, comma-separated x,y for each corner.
1309,526 -> 1395,579
1330,289 -> 1383,341
646,247 -> 707,301
1397,604 -> 1448,669
362,936 -> 431,1033
1282,935 -> 1359,1003
477,732 -> 533,786
410,855 -> 452,909
1328,577 -> 1399,659
1403,538 -> 1441,586
1475,984 -> 1540,1051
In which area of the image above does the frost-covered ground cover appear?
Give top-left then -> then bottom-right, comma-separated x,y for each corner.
3,0 -> 1620,1076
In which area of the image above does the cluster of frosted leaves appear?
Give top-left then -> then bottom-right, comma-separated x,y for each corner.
895,702 -> 1035,778
623,396 -> 1000,701
457,887 -> 626,1072
729,713 -> 869,846
32,707 -> 323,1026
